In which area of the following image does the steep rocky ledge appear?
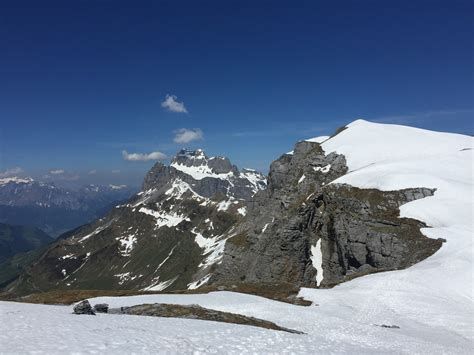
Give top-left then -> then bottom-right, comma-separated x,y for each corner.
211,140 -> 443,287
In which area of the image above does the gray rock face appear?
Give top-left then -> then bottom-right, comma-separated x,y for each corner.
210,140 -> 442,288
73,300 -> 95,315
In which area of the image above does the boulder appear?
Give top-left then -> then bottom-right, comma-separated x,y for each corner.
73,300 -> 95,315
93,303 -> 109,313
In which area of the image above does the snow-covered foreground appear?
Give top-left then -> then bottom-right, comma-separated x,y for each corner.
1,120 -> 472,354
0,287 -> 471,354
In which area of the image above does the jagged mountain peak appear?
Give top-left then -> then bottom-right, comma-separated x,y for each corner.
143,148 -> 266,199
170,148 -> 239,178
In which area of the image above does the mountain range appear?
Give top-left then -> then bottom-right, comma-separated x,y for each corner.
0,178 -> 136,236
6,119 -> 471,298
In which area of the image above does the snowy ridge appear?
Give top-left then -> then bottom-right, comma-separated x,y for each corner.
322,119 -> 472,172
301,119 -> 474,346
0,176 -> 34,185
305,135 -> 330,143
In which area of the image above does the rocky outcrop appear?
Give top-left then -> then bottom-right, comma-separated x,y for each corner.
110,303 -> 304,334
210,140 -> 443,287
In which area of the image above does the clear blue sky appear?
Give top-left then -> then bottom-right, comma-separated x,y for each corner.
1,0 -> 472,187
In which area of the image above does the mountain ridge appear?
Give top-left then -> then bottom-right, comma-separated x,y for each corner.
0,179 -> 136,236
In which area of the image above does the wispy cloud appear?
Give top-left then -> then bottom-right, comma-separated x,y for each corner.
43,172 -> 80,181
371,108 -> 474,124
0,167 -> 23,178
173,128 -> 204,144
88,170 -> 97,175
231,122 -> 340,139
111,169 -> 121,174
122,150 -> 167,161
161,94 -> 188,113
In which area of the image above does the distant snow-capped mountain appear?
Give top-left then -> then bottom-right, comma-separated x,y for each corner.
0,178 -> 136,236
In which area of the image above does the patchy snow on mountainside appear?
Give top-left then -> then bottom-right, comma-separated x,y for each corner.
241,168 -> 267,193
310,239 -> 324,286
138,207 -> 190,228
170,161 -> 235,180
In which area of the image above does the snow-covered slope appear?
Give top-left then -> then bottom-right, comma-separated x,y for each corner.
2,284 -> 469,354
299,119 -> 474,344
321,119 -> 473,228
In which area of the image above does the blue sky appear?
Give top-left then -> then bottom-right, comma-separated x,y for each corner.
0,0 -> 472,187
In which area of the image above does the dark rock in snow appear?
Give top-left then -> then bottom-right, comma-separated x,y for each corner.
73,300 -> 95,315
379,324 -> 401,329
112,303 -> 305,334
93,303 -> 109,313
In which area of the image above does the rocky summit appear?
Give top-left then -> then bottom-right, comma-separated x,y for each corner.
7,149 -> 266,295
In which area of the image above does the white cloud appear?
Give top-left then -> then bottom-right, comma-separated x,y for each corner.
49,169 -> 65,175
122,150 -> 167,161
111,170 -> 121,174
88,170 -> 97,175
173,128 -> 204,144
0,167 -> 23,178
161,94 -> 188,113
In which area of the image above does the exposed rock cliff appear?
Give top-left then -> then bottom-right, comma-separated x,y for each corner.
211,139 -> 442,287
